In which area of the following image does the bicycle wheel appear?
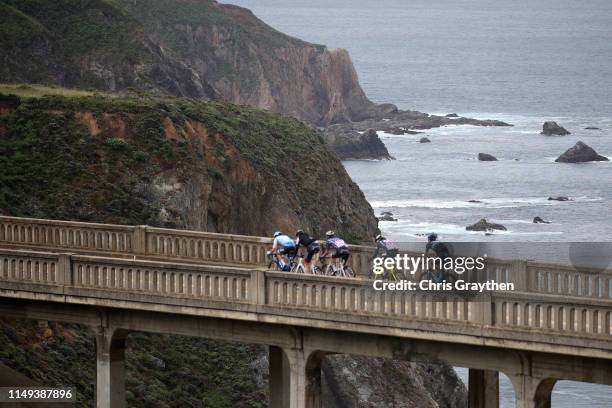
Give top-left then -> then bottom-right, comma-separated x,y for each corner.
324,264 -> 335,276
388,267 -> 399,281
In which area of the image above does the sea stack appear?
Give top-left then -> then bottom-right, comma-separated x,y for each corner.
555,141 -> 609,163
541,121 -> 570,136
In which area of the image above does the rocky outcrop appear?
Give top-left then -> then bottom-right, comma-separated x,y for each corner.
584,127 -> 601,130
541,121 -> 570,136
478,153 -> 497,161
445,113 -> 459,118
419,137 -> 431,143
322,354 -> 467,408
533,216 -> 551,224
377,211 -> 397,222
466,219 -> 507,232
548,196 -> 570,201
323,127 -> 392,160
324,110 -> 511,159
555,141 -> 609,163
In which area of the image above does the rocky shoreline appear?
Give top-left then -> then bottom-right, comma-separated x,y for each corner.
323,107 -> 512,160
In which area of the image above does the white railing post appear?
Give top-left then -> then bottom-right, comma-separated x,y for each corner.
133,225 -> 147,256
477,293 -> 493,326
57,253 -> 73,286
512,260 -> 528,292
250,269 -> 266,305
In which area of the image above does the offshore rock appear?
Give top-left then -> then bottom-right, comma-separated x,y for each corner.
323,127 -> 392,160
477,153 -> 497,161
533,216 -> 552,224
541,121 -> 570,136
555,141 -> 609,163
466,218 -> 507,232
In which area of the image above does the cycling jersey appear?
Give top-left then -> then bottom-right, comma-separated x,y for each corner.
296,232 -> 317,247
374,239 -> 398,257
273,235 -> 296,249
326,237 -> 348,249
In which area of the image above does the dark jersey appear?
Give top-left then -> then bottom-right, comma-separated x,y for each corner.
296,232 -> 317,248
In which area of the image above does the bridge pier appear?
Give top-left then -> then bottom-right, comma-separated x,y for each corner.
508,374 -> 556,408
468,369 -> 499,408
269,346 -> 324,408
95,327 -> 128,408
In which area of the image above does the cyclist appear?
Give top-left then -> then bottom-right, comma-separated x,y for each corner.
424,233 -> 452,282
374,234 -> 399,258
321,230 -> 350,266
270,231 -> 297,271
295,230 -> 320,274
373,234 -> 400,279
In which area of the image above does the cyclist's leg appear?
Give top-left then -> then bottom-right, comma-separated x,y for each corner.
304,245 -> 316,274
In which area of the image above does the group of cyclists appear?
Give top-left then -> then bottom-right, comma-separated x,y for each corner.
268,230 -> 352,276
267,228 -> 452,281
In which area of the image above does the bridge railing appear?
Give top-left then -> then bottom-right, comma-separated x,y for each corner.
0,216 -> 375,275
1,248 -> 611,340
1,216 -> 611,300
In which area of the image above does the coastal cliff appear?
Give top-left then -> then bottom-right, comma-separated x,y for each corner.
0,0 -> 380,127
0,0 -> 509,160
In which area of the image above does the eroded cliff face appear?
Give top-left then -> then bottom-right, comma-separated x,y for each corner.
115,0 -> 380,126
0,0 -> 380,127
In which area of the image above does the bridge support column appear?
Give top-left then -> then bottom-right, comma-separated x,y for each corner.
95,327 -> 128,408
508,375 -> 556,408
469,369 -> 499,408
269,346 -> 324,408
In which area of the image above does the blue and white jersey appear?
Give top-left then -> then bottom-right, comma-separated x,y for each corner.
273,234 -> 296,249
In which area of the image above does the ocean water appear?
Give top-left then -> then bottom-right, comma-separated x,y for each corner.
225,0 -> 612,243
225,0 -> 612,405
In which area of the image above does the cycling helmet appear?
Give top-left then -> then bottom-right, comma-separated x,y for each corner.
274,231 -> 283,238
427,232 -> 438,242
325,230 -> 335,238
295,229 -> 304,236
375,234 -> 385,241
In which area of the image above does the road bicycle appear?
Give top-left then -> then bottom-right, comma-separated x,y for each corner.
319,256 -> 355,278
369,256 -> 405,281
266,250 -> 297,272
291,254 -> 317,274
